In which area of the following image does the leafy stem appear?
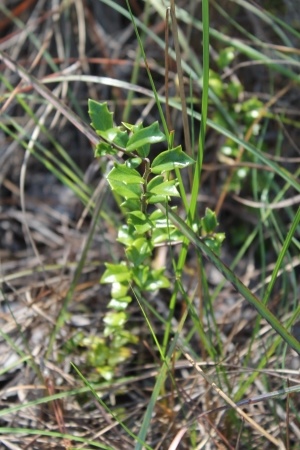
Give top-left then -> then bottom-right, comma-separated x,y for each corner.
87,100 -> 224,380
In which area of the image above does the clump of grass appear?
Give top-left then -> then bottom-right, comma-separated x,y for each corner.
0,0 -> 300,449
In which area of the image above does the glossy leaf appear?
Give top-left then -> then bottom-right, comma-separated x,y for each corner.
88,100 -> 113,132
121,198 -> 142,211
108,297 -> 132,310
132,265 -> 150,289
144,269 -> 170,291
128,211 -> 153,234
132,266 -> 170,291
201,208 -> 218,233
97,127 -> 129,148
107,164 -> 143,199
147,193 -> 167,204
151,146 -> 195,173
95,142 -> 116,157
118,224 -> 136,246
126,157 -> 143,169
126,122 -> 166,154
147,176 -> 180,197
101,263 -> 131,284
149,209 -> 177,227
122,121 -> 137,132
217,46 -> 236,69
108,178 -> 142,199
151,227 -> 183,245
112,330 -> 138,346
108,163 -> 143,184
103,311 -> 127,328
126,237 -> 153,265
111,281 -> 129,299
204,237 -> 222,255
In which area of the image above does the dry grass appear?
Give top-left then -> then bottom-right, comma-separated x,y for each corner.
1,1 -> 300,449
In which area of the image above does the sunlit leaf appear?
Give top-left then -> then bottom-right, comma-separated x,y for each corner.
126,122 -> 166,154
108,297 -> 132,310
88,100 -> 113,131
111,281 -> 129,299
108,178 -> 142,199
201,208 -> 218,234
103,311 -> 127,327
126,237 -> 153,265
108,163 -> 143,184
147,176 -> 180,197
128,211 -> 153,234
151,146 -> 195,173
101,263 -> 131,283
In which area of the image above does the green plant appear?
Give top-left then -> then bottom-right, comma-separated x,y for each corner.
88,100 -> 225,380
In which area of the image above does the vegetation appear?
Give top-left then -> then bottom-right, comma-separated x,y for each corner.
0,0 -> 299,449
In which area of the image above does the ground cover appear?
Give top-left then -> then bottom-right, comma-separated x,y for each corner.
0,1 -> 300,448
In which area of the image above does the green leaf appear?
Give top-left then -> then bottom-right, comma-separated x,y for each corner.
121,198 -> 142,211
126,237 -> 153,265
88,100 -> 113,131
144,269 -> 170,291
149,209 -> 176,227
121,121 -> 136,132
107,164 -> 143,199
147,176 -> 180,197
108,164 -> 143,184
151,146 -> 195,174
111,330 -> 138,347
147,194 -> 167,204
108,297 -> 132,310
111,281 -> 129,299
132,265 -> 150,289
108,346 -> 131,365
151,227 -> 183,245
217,46 -> 236,69
204,237 -> 222,255
215,232 -> 226,244
108,178 -> 142,199
97,127 -> 129,148
103,311 -> 127,328
201,208 -> 218,233
126,157 -> 143,169
132,266 -> 170,291
208,70 -> 224,98
94,142 -> 116,157
96,366 -> 114,381
126,122 -> 166,154
117,224 -> 135,246
88,338 -> 108,366
127,211 -> 153,234
100,263 -> 131,284
137,143 -> 150,158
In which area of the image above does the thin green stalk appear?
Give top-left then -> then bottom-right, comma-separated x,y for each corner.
72,363 -> 151,450
161,0 -> 210,357
189,0 -> 209,216
158,204 -> 300,357
125,0 -> 169,140
263,206 -> 300,305
0,428 -> 112,449
135,311 -> 187,450
122,1 -> 151,122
